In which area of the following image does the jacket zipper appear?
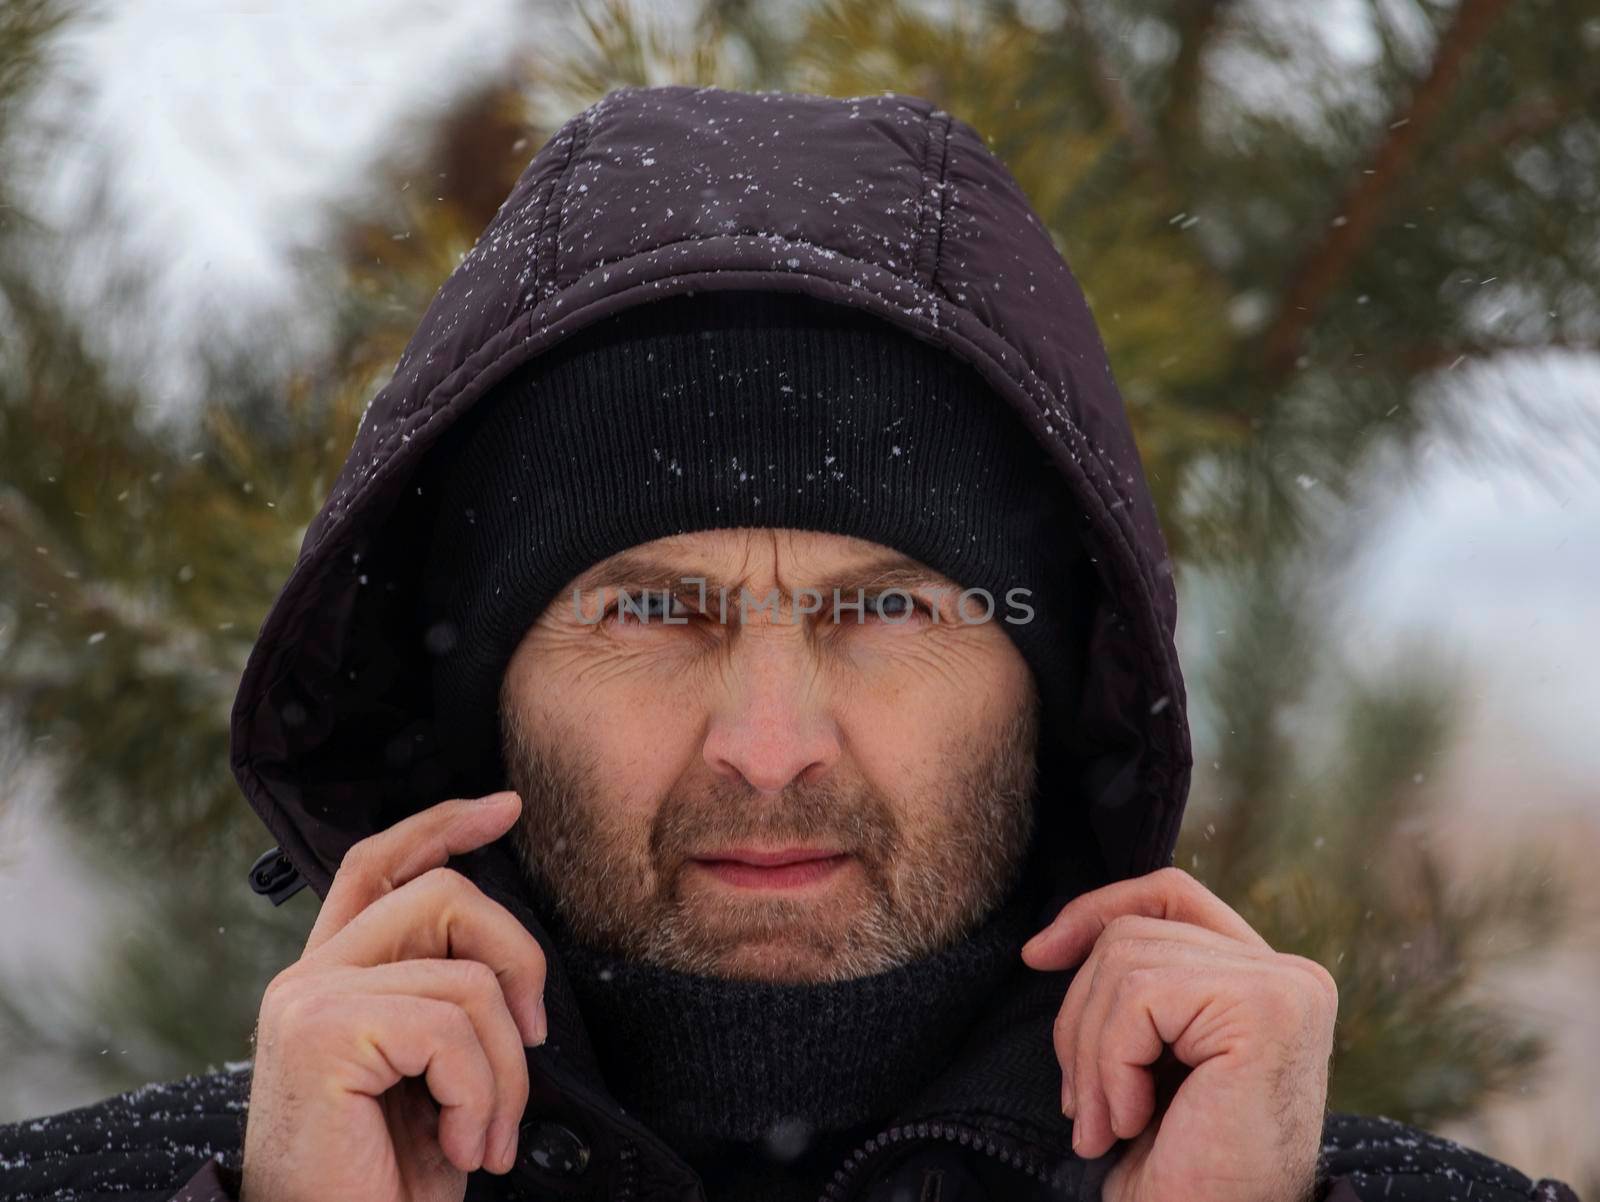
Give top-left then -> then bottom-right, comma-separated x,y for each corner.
819,1118 -> 1059,1202
614,1139 -> 638,1202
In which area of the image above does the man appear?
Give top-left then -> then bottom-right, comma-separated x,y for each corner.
0,84 -> 1580,1202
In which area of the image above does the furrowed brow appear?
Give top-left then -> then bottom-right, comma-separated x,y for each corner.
817,556 -> 954,598
569,549 -> 954,599
569,551 -> 728,595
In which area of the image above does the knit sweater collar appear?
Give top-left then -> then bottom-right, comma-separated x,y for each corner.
547,890 -> 1038,1150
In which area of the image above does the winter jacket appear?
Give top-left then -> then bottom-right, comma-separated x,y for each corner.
0,83 -> 1582,1202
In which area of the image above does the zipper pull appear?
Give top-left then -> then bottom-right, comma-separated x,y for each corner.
248,846 -> 308,905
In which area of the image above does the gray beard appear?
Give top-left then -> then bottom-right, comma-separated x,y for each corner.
499,683 -> 1041,983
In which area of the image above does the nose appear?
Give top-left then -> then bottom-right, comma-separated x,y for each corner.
701,626 -> 843,796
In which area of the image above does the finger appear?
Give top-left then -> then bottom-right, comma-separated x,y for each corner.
310,993 -> 498,1175
325,959 -> 532,1174
1053,916 -> 1254,1110
306,792 -> 522,955
1022,866 -> 1271,970
310,866 -> 548,1045
1052,927 -> 1135,1115
1054,949 -> 1099,1125
1089,968 -> 1168,1153
1069,950 -> 1126,1157
1055,919 -> 1259,1155
1087,965 -> 1264,1160
1075,953 -> 1297,1160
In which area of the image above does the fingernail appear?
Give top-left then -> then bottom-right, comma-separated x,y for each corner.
1072,1122 -> 1082,1153
1061,1077 -> 1075,1116
530,996 -> 548,1046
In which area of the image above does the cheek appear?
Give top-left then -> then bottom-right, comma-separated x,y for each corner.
518,644 -> 706,835
840,635 -> 1026,794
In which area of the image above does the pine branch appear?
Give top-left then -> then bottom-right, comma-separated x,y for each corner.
1257,0 -> 1517,382
1402,335 -> 1600,374
0,486 -> 228,688
1158,0 -> 1232,149
1409,81 -> 1600,209
0,0 -> 76,128
1062,0 -> 1161,165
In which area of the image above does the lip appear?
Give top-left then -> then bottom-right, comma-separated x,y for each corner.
695,847 -> 844,867
689,848 -> 851,890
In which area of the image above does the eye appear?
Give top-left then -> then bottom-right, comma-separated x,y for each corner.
605,590 -> 703,625
862,591 -> 932,623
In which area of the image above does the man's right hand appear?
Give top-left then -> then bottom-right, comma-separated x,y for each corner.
239,791 -> 547,1202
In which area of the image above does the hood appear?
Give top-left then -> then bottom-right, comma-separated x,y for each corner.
230,82 -> 1191,906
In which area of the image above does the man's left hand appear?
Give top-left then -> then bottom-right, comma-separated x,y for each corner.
1021,866 -> 1338,1202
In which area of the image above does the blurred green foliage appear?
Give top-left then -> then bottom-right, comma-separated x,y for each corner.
1,0 -> 1595,1172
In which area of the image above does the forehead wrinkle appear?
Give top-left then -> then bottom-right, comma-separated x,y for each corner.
822,560 -> 955,599
570,535 -> 958,604
760,536 -> 956,599
571,548 -> 727,594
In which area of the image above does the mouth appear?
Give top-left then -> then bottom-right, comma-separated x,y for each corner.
688,847 -> 852,890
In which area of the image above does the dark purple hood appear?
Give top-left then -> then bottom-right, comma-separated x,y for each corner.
229,83 -> 1191,903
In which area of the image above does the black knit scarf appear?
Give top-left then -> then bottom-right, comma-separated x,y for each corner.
548,888 -> 1038,1192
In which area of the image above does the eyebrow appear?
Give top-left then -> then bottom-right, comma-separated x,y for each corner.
569,548 -> 956,599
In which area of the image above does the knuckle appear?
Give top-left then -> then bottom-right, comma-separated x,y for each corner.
443,999 -> 479,1041
1111,965 -> 1158,1009
432,999 -> 482,1059
1155,865 -> 1198,891
418,865 -> 472,901
259,968 -> 307,1023
1100,921 -> 1148,963
1159,864 -> 1217,903
336,837 -> 385,882
1286,954 -> 1340,1010
1101,913 -> 1144,942
454,957 -> 502,998
1255,969 -> 1321,1028
271,982 -> 338,1035
1052,999 -> 1076,1046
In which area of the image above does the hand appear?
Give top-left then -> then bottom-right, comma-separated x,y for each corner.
239,792 -> 547,1202
1021,866 -> 1337,1202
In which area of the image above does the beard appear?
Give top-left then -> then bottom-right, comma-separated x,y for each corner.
500,687 -> 1040,984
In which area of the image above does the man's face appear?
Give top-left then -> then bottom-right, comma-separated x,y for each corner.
499,527 -> 1040,984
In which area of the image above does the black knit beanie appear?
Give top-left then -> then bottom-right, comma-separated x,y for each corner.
413,288 -> 1092,794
